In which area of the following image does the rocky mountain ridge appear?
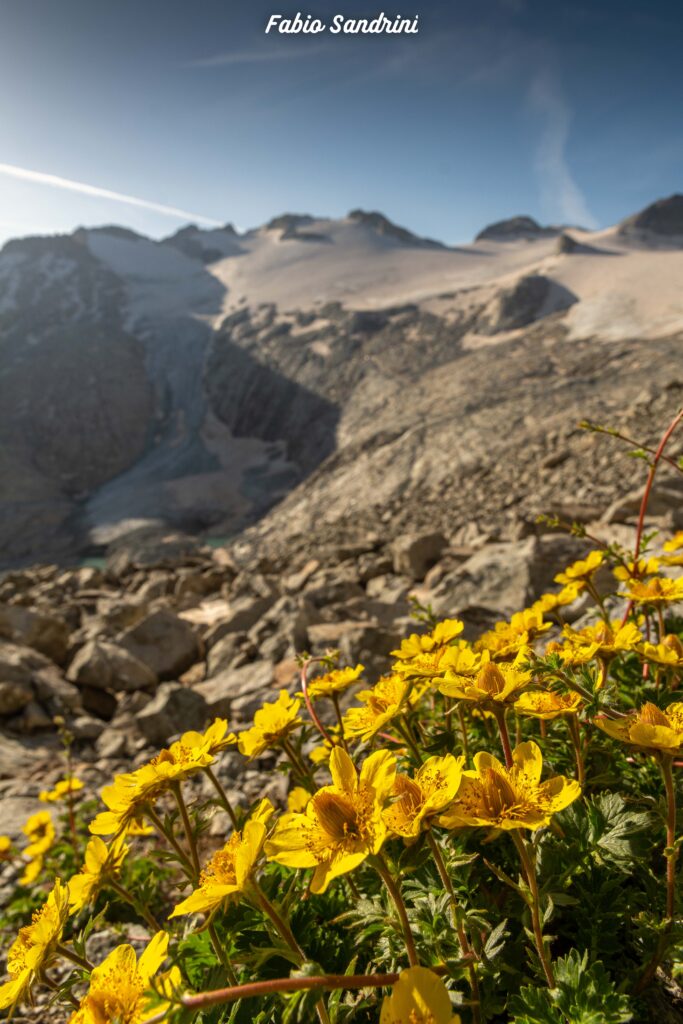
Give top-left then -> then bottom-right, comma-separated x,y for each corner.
1,196 -> 683,568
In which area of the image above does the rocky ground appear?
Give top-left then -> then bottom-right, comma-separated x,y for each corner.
1,387 -> 682,1020
1,392 -> 681,839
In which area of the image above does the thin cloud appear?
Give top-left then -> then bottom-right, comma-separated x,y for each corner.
529,72 -> 598,228
184,44 -> 328,68
0,163 -> 223,227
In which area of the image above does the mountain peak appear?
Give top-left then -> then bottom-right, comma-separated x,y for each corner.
619,194 -> 683,239
347,209 -> 445,249
475,216 -> 560,242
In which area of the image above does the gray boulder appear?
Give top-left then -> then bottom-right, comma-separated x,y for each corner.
67,640 -> 157,692
136,682 -> 209,746
0,603 -> 70,665
197,660 -> 275,721
119,609 -> 201,680
0,642 -> 81,719
391,532 -> 447,581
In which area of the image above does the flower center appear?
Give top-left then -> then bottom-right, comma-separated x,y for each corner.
314,793 -> 362,841
203,838 -> 240,885
478,664 -> 506,695
480,768 -> 517,816
639,703 -> 670,728
393,776 -> 424,815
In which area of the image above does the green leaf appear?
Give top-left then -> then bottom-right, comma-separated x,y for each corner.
510,949 -> 633,1023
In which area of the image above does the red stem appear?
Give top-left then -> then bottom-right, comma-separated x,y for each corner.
300,658 -> 335,746
621,409 -> 683,627
180,971 -> 402,1009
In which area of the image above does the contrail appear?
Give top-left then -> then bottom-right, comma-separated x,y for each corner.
528,71 -> 598,229
0,162 -> 224,227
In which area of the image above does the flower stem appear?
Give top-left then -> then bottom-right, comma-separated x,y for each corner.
373,853 -> 419,967
492,707 -> 513,768
144,804 -> 195,879
203,766 -> 239,830
458,705 -> 470,763
566,715 -> 585,788
282,737 -> 316,787
252,884 -> 330,1024
662,755 -> 678,922
208,920 -> 239,986
634,754 -> 678,993
620,408 -> 683,628
42,974 -> 79,1008
252,883 -> 306,961
657,606 -> 667,645
145,971 -> 407,1020
398,716 -> 424,764
108,878 -> 161,933
426,831 -> 482,1024
171,783 -> 200,880
510,832 -> 555,987
331,694 -> 349,752
300,658 -> 335,746
56,944 -> 94,972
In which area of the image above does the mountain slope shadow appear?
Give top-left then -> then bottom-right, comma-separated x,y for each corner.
204,333 -> 340,478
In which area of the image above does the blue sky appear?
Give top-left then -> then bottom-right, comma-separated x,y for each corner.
0,0 -> 681,247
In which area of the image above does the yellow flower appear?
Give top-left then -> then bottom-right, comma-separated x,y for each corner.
438,741 -> 580,832
391,624 -> 468,688
637,636 -> 683,668
613,557 -> 660,581
0,878 -> 70,1012
514,689 -> 583,720
620,576 -> 683,606
384,755 -> 464,839
23,810 -> 55,858
20,856 -> 45,887
237,690 -> 303,759
342,674 -> 413,743
380,966 -> 461,1024
431,644 -> 487,687
170,799 -> 273,918
439,659 -> 531,707
287,787 -> 312,813
304,664 -> 364,700
124,820 -> 155,837
39,776 -> 85,803
560,620 -> 642,664
0,836 -> 13,862
89,722 -> 231,837
596,702 -> 683,756
183,717 -> 237,756
266,747 -> 396,893
392,619 -> 464,667
529,588 -> 576,616
68,836 -> 129,912
68,931 -> 180,1024
662,532 -> 683,566
554,549 -> 604,587
476,610 -> 550,660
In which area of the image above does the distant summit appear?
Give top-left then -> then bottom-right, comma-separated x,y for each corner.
619,194 -> 683,240
162,223 -> 242,262
265,214 -> 330,243
348,209 -> 445,249
475,216 -> 560,242
266,214 -> 316,232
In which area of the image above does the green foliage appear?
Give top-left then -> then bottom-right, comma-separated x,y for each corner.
510,949 -> 633,1023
